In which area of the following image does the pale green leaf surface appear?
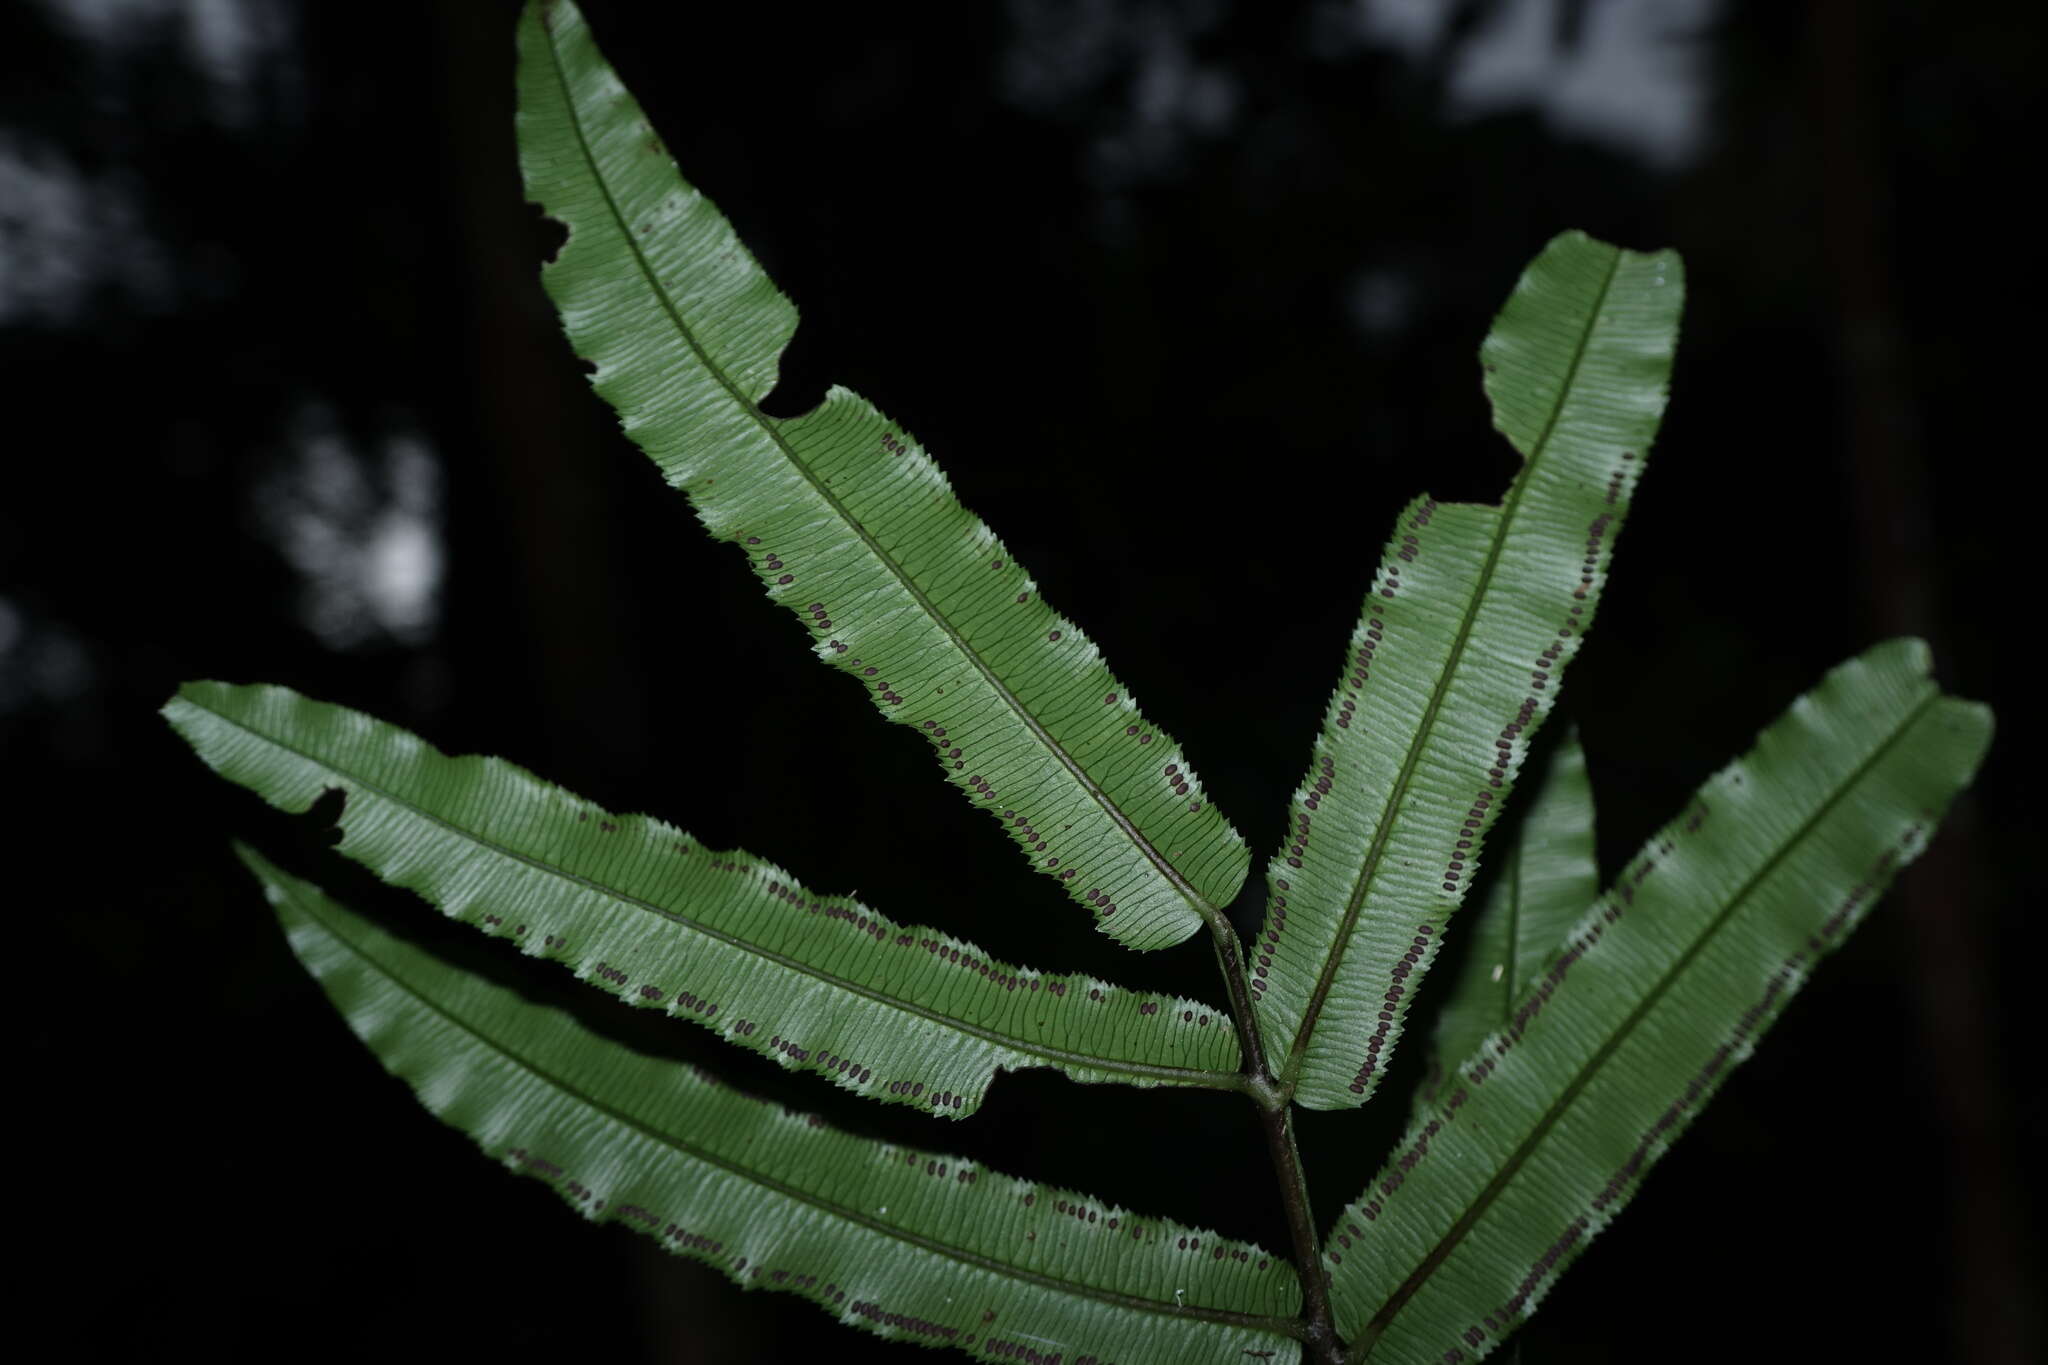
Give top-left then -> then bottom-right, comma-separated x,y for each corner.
1252,233 -> 1682,1107
166,682 -> 1242,1118
240,846 -> 1303,1365
514,0 -> 1245,950
1327,640 -> 1991,1363
1418,728 -> 1597,1109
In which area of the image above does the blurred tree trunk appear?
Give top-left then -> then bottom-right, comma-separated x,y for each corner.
428,0 -> 650,779
1813,5 -> 2038,1362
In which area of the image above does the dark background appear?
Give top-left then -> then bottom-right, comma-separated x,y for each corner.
8,1 -> 2039,1361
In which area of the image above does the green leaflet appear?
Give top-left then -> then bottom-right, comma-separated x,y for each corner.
514,0 -> 1245,951
1416,729 -> 1598,1112
241,846 -> 1303,1364
1252,233 -> 1682,1108
165,682 -> 1243,1117
1327,640 -> 1991,1363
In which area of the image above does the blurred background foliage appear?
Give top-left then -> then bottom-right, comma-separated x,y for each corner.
5,1 -> 2037,1360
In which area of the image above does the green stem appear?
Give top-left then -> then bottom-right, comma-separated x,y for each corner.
1202,909 -> 1344,1365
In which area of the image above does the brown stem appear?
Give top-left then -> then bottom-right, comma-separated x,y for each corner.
1261,1101 -> 1344,1365
1201,910 -> 1345,1365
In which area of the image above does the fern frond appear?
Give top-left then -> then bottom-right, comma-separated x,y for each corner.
514,0 -> 1245,950
1414,728 -> 1598,1113
1325,640 -> 1990,1363
239,845 -> 1303,1364
1252,233 -> 1682,1107
166,683 -> 1243,1116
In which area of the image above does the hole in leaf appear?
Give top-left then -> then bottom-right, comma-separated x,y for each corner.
528,206 -> 569,265
306,785 -> 348,846
757,323 -> 830,419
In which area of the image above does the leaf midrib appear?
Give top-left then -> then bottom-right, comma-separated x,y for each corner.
1278,246 -> 1623,1094
535,21 -> 1223,930
284,872 -> 1305,1342
1347,689 -> 1938,1360
183,693 -> 1242,1092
